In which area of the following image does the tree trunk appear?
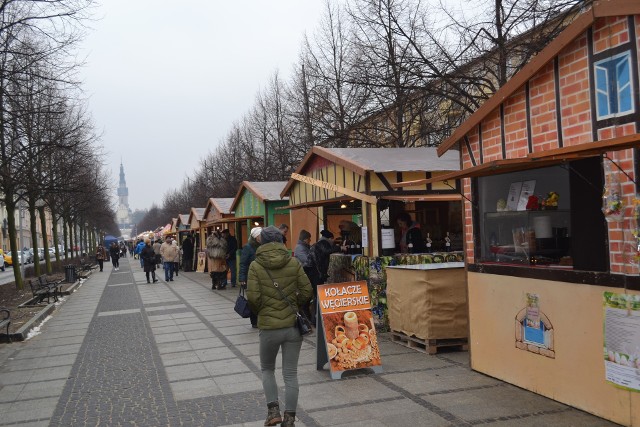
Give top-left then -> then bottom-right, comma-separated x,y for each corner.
29,203 -> 41,277
6,200 -> 24,290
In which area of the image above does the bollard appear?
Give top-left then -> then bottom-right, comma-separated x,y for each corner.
65,265 -> 77,283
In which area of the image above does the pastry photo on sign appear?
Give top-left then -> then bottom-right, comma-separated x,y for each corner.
323,309 -> 381,371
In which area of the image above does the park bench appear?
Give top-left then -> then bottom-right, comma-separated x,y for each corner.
28,277 -> 59,304
0,307 -> 10,342
38,275 -> 62,293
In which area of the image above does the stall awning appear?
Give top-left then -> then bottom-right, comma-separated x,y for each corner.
381,194 -> 463,202
276,196 -> 355,211
206,215 -> 262,226
394,134 -> 640,188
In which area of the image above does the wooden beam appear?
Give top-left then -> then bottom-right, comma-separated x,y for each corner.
290,173 -> 377,204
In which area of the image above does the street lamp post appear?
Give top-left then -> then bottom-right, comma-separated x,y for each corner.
17,193 -> 25,279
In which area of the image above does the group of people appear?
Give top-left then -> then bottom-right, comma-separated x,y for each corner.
130,236 -> 183,283
95,241 -> 124,272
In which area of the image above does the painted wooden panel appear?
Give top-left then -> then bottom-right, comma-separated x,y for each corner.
235,190 -> 264,217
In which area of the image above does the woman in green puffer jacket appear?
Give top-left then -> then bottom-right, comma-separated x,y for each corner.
247,226 -> 312,427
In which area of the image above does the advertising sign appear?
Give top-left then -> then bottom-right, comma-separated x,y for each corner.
603,292 -> 640,392
196,251 -> 206,273
316,281 -> 382,379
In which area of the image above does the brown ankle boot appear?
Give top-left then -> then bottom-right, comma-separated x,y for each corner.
264,401 -> 282,426
281,411 -> 295,427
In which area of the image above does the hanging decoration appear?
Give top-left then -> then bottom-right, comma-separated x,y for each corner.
602,160 -> 625,222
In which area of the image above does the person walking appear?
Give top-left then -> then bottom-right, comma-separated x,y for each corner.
222,229 -> 238,287
247,226 -> 312,427
306,230 -> 340,323
239,227 -> 262,328
135,239 -> 145,268
293,230 -> 313,320
172,239 -> 180,277
206,230 -> 227,290
141,238 -> 158,283
95,243 -> 106,272
161,237 -> 177,282
153,239 -> 162,268
181,235 -> 194,272
109,242 -> 120,271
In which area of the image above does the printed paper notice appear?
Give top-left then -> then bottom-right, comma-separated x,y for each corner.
516,180 -> 536,211
506,182 -> 522,211
603,292 -> 640,392
361,226 -> 368,249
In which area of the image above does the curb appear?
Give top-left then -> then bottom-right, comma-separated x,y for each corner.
10,303 -> 57,341
60,279 -> 82,295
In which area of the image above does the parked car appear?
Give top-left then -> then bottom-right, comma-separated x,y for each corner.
23,249 -> 33,264
4,251 -> 15,267
4,251 -> 26,267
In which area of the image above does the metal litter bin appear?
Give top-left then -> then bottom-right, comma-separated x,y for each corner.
65,265 -> 77,283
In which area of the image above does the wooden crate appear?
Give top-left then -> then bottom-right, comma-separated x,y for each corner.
390,330 -> 468,355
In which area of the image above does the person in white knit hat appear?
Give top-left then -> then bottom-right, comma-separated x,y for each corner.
240,227 -> 262,328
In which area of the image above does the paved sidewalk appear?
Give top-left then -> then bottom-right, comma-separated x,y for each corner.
0,258 -> 618,426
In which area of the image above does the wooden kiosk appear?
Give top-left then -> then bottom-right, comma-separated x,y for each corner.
402,3 -> 640,424
281,146 -> 467,332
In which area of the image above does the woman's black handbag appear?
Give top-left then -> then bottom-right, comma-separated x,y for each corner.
294,312 -> 313,336
264,269 -> 313,336
234,287 -> 252,318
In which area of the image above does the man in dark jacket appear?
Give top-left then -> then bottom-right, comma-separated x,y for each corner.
240,227 -> 262,328
306,230 -> 339,323
222,229 -> 238,287
182,235 -> 194,272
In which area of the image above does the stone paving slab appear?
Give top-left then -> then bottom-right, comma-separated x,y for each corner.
0,258 -> 620,426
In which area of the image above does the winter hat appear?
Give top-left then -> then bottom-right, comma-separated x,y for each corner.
320,229 -> 334,239
250,227 -> 263,239
261,226 -> 283,244
299,229 -> 311,241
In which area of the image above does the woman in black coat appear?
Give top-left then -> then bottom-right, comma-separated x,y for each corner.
141,239 -> 158,283
109,242 -> 120,270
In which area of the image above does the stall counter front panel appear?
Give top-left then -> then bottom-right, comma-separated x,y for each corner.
468,272 -> 639,426
386,263 -> 467,341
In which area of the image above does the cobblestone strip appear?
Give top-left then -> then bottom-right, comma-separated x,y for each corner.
49,259 -> 179,426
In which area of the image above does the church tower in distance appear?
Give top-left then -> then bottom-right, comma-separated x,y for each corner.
116,162 -> 132,237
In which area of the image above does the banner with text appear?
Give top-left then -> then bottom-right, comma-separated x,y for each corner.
317,281 -> 382,378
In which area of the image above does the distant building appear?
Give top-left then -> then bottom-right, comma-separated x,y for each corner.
116,162 -> 133,238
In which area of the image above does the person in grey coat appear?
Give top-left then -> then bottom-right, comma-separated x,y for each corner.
293,229 -> 311,267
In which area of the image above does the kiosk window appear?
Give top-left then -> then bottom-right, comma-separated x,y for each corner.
476,157 -> 607,271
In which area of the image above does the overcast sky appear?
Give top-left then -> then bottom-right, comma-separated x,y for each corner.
80,0 -> 326,212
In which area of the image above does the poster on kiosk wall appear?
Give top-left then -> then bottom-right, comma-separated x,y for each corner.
316,281 -> 383,379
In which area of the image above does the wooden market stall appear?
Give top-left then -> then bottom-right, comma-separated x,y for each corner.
400,3 -> 640,424
187,207 -> 206,252
202,197 -> 235,234
229,181 -> 290,249
280,146 -> 467,332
